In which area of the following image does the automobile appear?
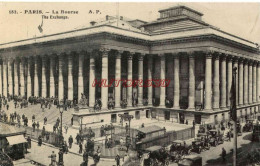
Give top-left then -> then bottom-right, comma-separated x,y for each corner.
243,119 -> 254,132
191,139 -> 209,154
178,155 -> 202,166
208,130 -> 224,146
166,140 -> 192,162
142,146 -> 169,166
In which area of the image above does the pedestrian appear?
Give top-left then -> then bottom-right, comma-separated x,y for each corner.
32,114 -> 35,123
42,126 -> 46,137
36,121 -> 40,129
76,133 -> 80,144
38,136 -> 42,146
222,147 -> 226,162
32,122 -> 36,132
115,154 -> 121,166
58,148 -> 64,165
64,125 -> 68,134
44,117 -> 47,125
83,149 -> 89,163
49,151 -> 56,166
27,136 -> 31,149
53,125 -> 56,133
79,141 -> 83,154
68,135 -> 73,149
120,137 -> 124,150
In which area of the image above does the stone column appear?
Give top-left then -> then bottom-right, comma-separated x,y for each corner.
8,59 -> 13,96
147,55 -> 153,106
67,54 -> 73,101
100,48 -> 109,109
204,53 -> 212,110
173,54 -> 180,109
114,51 -> 122,108
2,59 -> 7,97
238,59 -> 244,106
89,53 -> 96,107
220,55 -> 227,109
213,54 -> 220,110
58,55 -> 64,100
34,57 -> 39,97
127,52 -> 133,107
233,58 -> 239,105
41,56 -> 47,98
137,53 -> 144,106
244,60 -> 249,105
78,53 -> 84,102
257,63 -> 260,103
159,54 -> 166,107
253,62 -> 257,103
27,58 -> 32,97
49,56 -> 55,98
188,53 -> 195,110
14,59 -> 19,96
227,56 -> 233,107
20,58 -> 25,97
248,61 -> 253,104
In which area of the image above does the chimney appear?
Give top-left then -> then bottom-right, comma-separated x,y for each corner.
120,16 -> 123,20
90,21 -> 96,26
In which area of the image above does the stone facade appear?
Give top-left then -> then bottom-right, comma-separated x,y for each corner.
0,5 -> 259,124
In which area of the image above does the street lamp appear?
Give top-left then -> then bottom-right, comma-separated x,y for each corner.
59,107 -> 64,147
80,116 -> 83,135
118,114 -> 134,137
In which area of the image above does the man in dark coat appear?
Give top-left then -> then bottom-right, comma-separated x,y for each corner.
68,135 -> 73,149
115,154 -> 120,166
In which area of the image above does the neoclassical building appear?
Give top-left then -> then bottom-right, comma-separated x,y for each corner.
0,5 -> 259,124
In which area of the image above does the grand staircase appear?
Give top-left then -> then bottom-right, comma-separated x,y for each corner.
6,102 -> 74,126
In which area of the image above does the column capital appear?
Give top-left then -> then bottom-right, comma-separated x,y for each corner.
253,60 -> 258,66
238,57 -> 244,63
213,53 -> 220,60
187,51 -> 195,59
137,53 -> 145,61
127,52 -> 133,60
99,47 -> 110,56
114,50 -> 124,59
233,57 -> 239,63
158,53 -> 165,57
205,51 -> 214,59
248,59 -> 254,66
41,55 -> 47,62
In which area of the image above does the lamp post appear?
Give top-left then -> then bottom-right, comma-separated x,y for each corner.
80,116 -> 83,135
59,107 -> 63,147
118,114 -> 134,137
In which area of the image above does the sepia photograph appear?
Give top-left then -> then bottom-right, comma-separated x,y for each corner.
0,1 -> 260,166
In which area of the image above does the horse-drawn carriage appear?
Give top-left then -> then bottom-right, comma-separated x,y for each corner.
166,140 -> 192,162
243,119 -> 254,132
191,135 -> 210,154
142,146 -> 169,166
207,130 -> 224,146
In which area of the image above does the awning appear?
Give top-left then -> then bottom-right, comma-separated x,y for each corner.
6,135 -> 27,145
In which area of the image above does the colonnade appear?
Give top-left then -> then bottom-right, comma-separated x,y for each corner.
0,50 -> 259,110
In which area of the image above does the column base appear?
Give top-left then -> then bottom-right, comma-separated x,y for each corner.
159,105 -> 166,108
213,108 -> 221,111
147,103 -> 153,107
186,108 -> 195,111
137,103 -> 143,107
172,106 -> 180,109
204,108 -> 213,112
220,106 -> 228,110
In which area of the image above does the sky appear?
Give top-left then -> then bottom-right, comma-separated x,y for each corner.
0,2 -> 259,45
